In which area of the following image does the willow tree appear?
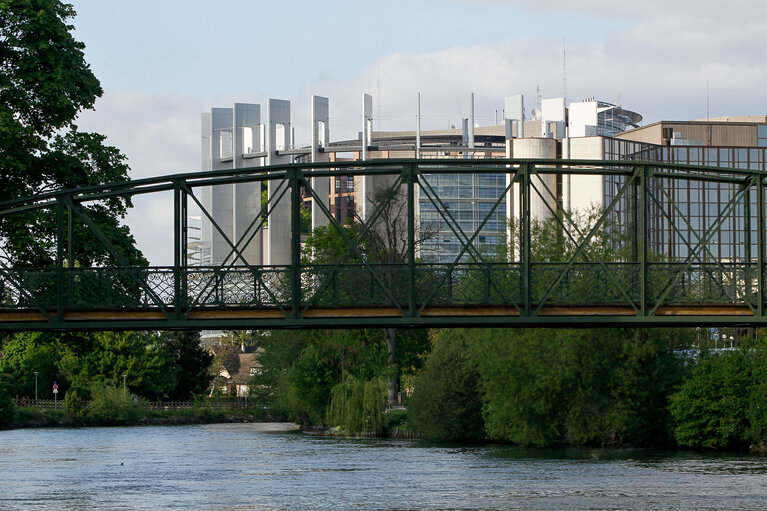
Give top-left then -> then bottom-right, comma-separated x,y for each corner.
305,186 -> 434,407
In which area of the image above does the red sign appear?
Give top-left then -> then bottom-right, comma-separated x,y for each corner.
52,384 -> 58,390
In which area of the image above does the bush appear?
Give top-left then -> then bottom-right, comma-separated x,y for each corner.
326,375 -> 387,434
408,331 -> 484,441
63,386 -> 90,421
88,384 -> 143,424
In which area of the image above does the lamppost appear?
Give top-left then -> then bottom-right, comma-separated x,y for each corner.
33,371 -> 38,402
122,374 -> 127,394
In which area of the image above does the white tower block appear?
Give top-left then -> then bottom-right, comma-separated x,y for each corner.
201,107 -> 235,265
462,93 -> 475,155
266,99 -> 292,265
233,103 -> 262,265
541,97 -> 566,138
311,95 -> 330,230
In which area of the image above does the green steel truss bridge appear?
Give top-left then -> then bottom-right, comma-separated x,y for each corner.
0,158 -> 764,331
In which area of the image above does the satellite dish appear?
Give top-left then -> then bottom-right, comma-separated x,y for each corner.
531,108 -> 542,120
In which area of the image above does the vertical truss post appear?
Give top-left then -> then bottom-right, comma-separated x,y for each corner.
639,165 -> 648,316
56,197 -> 65,321
757,175 -> 764,316
289,167 -> 303,318
181,185 -> 188,302
521,163 -> 531,315
406,163 -> 416,317
66,202 -> 74,303
173,180 -> 183,318
745,177 -> 752,306
631,167 -> 640,311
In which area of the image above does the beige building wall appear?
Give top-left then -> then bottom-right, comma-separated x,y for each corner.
618,121 -> 762,147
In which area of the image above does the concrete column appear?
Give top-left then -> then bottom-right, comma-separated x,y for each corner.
311,95 -> 330,230
266,99 -> 291,265
233,103 -> 262,265
201,107 -> 235,266
511,138 -> 558,221
568,137 -> 607,213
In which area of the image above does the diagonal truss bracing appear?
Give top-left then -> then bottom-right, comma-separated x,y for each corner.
0,158 -> 765,331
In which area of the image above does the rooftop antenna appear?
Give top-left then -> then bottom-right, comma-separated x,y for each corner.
377,66 -> 381,130
562,37 -> 567,102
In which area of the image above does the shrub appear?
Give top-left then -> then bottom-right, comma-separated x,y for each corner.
88,384 -> 143,424
63,386 -> 90,421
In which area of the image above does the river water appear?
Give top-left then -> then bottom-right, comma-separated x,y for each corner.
1,423 -> 766,510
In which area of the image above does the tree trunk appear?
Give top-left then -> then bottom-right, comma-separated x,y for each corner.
384,327 -> 400,407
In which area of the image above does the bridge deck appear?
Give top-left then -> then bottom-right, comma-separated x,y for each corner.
0,304 -> 758,331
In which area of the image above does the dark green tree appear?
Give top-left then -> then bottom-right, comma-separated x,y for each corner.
408,330 -> 484,441
158,331 -> 213,401
0,372 -> 15,427
670,348 -> 755,450
0,332 -> 65,399
57,331 -> 176,401
304,188 -> 434,407
0,0 -> 144,266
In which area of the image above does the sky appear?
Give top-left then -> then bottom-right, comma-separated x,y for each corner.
68,0 -> 767,264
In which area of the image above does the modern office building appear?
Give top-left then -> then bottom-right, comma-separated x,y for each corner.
199,93 -> 765,265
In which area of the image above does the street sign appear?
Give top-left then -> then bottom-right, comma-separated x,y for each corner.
53,389 -> 58,394
52,384 -> 58,390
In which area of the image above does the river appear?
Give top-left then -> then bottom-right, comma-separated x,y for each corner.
1,423 -> 766,510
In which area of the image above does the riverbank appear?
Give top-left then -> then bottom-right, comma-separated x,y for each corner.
6,405 -> 286,429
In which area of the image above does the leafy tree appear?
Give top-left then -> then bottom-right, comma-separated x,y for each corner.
251,327 -> 425,427
158,331 -> 212,400
408,330 -> 484,441
304,187 -> 434,407
58,331 -> 176,401
0,0 -> 144,266
0,331 -> 65,398
459,327 -> 687,447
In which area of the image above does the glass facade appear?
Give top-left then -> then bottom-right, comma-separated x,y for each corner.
419,171 -> 507,262
604,138 -> 767,262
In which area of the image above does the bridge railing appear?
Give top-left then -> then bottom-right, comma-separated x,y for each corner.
0,262 -> 759,312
